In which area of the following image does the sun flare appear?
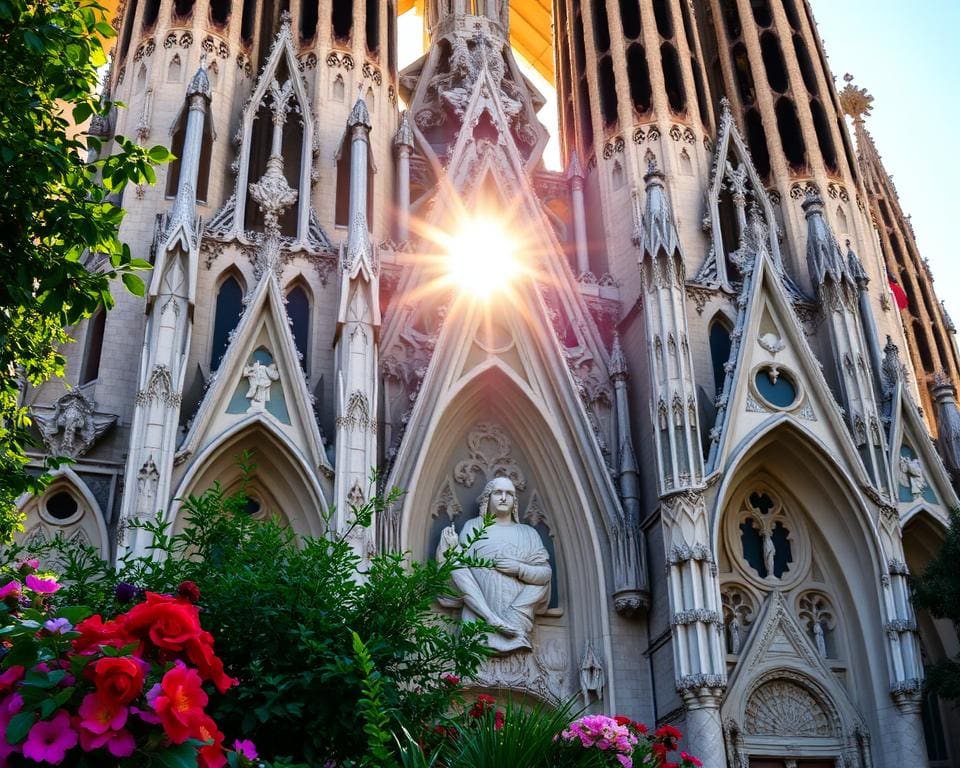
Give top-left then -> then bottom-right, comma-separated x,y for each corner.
445,216 -> 521,299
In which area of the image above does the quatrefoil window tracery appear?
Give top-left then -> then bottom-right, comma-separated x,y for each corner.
725,486 -> 810,591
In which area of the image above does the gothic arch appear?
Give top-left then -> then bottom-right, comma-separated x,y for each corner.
16,468 -> 109,560
394,362 -> 616,706
171,416 -> 328,538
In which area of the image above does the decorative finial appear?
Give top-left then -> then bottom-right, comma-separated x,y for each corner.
186,53 -> 211,99
609,332 -> 628,381
348,92 -> 371,129
565,150 -> 584,181
839,74 -> 874,124
394,110 -> 414,149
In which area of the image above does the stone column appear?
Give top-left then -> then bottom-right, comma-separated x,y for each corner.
567,151 -> 589,275
393,111 -> 414,243
681,691 -> 727,768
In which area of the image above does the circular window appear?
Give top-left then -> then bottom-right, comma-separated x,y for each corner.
753,366 -> 799,409
41,490 -> 82,525
243,497 -> 261,516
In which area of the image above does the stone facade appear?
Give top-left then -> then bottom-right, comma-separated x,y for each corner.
19,1 -> 960,766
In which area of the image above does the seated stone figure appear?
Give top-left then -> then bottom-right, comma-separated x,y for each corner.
437,476 -> 551,654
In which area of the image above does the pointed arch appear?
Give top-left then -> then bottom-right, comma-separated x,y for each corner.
709,313 -> 733,396
16,467 -> 109,560
210,269 -> 246,371
284,279 -> 312,370
80,308 -> 106,385
171,416 -> 328,537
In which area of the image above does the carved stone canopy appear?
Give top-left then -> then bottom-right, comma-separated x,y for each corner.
33,392 -> 117,459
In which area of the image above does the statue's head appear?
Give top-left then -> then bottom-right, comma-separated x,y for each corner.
477,476 -> 519,522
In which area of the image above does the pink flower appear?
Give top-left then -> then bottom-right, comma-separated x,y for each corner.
0,582 -> 20,601
18,560 -> 39,572
0,693 -> 24,762
0,666 -> 24,694
232,739 -> 258,760
24,575 -> 60,595
22,710 -> 78,764
77,693 -> 127,735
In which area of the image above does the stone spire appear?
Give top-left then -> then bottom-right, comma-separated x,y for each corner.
803,192 -> 854,290
637,160 -> 682,260
842,75 -> 960,432
932,372 -> 960,487
393,111 -> 414,243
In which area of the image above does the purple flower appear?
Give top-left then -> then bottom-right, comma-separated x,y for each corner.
22,710 -> 78,763
233,739 -> 258,760
0,581 -> 20,601
114,582 -> 138,604
43,618 -> 73,635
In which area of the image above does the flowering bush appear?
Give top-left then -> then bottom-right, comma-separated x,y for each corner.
0,559 -> 260,767
558,715 -> 702,768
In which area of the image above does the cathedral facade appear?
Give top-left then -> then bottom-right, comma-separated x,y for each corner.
20,0 -> 960,765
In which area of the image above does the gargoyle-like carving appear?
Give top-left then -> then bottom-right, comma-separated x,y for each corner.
34,392 -> 116,459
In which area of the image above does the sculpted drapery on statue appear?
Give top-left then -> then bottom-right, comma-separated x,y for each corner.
437,477 -> 551,654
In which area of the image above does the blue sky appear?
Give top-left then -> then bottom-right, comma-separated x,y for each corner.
799,1 -> 960,323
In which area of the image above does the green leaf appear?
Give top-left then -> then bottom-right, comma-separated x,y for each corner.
153,743 -> 201,768
6,712 -> 35,745
58,605 -> 92,624
122,273 -> 146,297
148,145 -> 175,163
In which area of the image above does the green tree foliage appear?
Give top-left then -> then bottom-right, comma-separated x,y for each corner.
911,507 -> 960,701
44,472 -> 491,766
0,0 -> 170,541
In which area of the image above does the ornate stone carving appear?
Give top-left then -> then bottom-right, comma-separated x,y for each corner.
579,641 -> 604,706
897,451 -> 927,499
436,477 -> 550,654
721,584 -> 756,654
134,456 -> 160,520
137,365 -> 181,407
34,392 -> 116,459
797,591 -> 836,659
745,679 -> 833,737
453,422 -> 527,491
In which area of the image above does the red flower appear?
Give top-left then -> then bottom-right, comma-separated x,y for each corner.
614,715 -> 632,727
123,592 -> 203,654
654,724 -> 682,740
0,666 -> 24,695
184,630 -> 237,694
150,663 -> 209,744
177,581 -> 201,604
89,656 -> 147,706
469,694 -> 496,718
493,710 -> 505,731
680,751 -> 703,767
194,713 -> 226,768
73,615 -> 132,654
442,674 -> 460,686
634,722 -> 649,735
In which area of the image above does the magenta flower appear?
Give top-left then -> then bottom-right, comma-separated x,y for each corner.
24,575 -> 60,595
22,710 -> 78,764
43,618 -> 72,635
233,739 -> 258,760
18,559 -> 39,572
0,581 -> 21,601
77,693 -> 127,735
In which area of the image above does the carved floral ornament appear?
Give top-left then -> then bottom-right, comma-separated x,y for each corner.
723,487 -> 811,591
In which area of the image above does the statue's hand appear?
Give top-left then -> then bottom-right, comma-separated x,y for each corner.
438,525 -> 459,557
495,557 -> 521,576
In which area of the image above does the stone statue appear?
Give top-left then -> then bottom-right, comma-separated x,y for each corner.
898,454 -> 926,498
728,616 -> 742,655
437,476 -> 551,653
762,526 -> 776,579
813,620 -> 827,658
243,359 -> 279,412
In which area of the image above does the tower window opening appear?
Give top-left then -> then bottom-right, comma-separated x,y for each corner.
652,0 -> 673,38
775,97 -> 806,171
679,0 -> 696,49
210,0 -> 230,26
574,11 -> 588,70
837,116 -> 858,183
80,309 -> 106,385
300,0 -> 319,41
593,0 -> 611,54
332,0 -> 354,41
717,186 -> 741,278
744,108 -> 771,178
240,0 -> 256,43
210,275 -> 244,371
627,43 -> 652,114
118,0 -> 139,61
692,58 -> 710,128
782,0 -> 802,31
598,56 -> 619,126
387,2 -> 396,73
913,321 -> 934,370
578,75 -> 594,153
719,0 -> 742,40
810,98 -> 838,173
750,0 -> 773,28
793,34 -> 819,94
660,43 -> 686,113
732,43 -> 755,104
172,0 -> 195,21
365,0 -> 379,53
760,32 -> 788,93
286,285 -> 311,368
709,318 -> 733,395
142,0 -> 159,30
619,0 -> 641,40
